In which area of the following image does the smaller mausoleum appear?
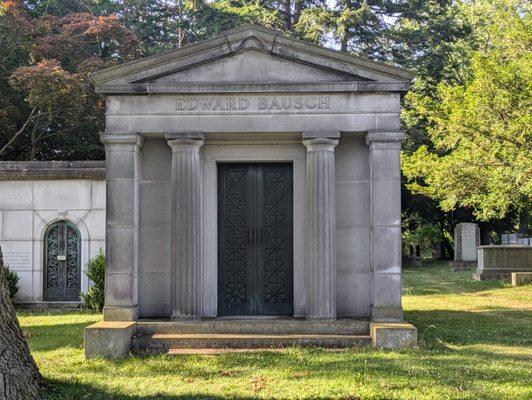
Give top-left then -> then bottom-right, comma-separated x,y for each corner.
0,161 -> 105,303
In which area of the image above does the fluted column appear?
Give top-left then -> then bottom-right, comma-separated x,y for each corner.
303,132 -> 340,320
166,133 -> 204,319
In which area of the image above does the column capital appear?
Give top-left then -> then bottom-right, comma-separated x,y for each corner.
165,132 -> 204,140
167,138 -> 204,151
302,131 -> 340,140
165,132 -> 204,151
100,133 -> 143,147
365,131 -> 405,147
302,137 -> 339,152
300,132 -> 340,152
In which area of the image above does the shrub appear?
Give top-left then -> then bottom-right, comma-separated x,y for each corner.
81,249 -> 105,312
3,264 -> 20,299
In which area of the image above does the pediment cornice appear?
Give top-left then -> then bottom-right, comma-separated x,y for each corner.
91,24 -> 414,94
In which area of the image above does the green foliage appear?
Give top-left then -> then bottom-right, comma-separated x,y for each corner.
402,214 -> 443,251
0,2 -> 137,161
2,264 -> 20,299
81,250 -> 105,312
1,0 -> 528,234
402,0 -> 532,221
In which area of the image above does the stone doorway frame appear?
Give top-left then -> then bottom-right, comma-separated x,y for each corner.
201,134 -> 306,318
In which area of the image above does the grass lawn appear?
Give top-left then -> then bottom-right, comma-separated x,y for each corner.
18,261 -> 532,399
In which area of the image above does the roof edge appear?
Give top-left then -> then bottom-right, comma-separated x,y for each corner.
0,161 -> 105,180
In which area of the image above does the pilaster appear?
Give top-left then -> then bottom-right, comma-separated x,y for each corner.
366,131 -> 405,322
166,132 -> 204,319
100,133 -> 143,321
303,131 -> 340,320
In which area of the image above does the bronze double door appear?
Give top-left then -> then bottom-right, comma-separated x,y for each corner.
218,163 -> 293,316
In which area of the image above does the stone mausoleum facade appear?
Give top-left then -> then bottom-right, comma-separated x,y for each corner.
85,25 -> 417,356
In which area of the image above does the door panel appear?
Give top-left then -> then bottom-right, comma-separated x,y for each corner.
218,165 -> 254,315
259,165 -> 293,314
218,163 -> 293,316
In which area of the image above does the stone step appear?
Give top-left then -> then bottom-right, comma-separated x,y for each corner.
136,318 -> 370,336
131,333 -> 372,354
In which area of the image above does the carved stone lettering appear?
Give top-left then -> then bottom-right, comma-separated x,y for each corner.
176,96 -> 330,113
3,251 -> 32,270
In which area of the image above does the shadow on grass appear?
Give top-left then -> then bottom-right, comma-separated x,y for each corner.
406,309 -> 531,350
43,344 -> 532,400
25,322 -> 93,351
44,379 -> 263,400
402,263 -> 510,296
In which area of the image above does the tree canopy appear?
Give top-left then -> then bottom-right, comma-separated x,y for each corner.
402,0 -> 531,221
0,0 -> 529,239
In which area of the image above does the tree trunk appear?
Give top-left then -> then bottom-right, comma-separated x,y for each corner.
284,0 -> 292,30
28,114 -> 41,161
294,0 -> 302,26
0,246 -> 44,400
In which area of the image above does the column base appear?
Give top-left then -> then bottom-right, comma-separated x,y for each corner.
84,321 -> 136,359
370,322 -> 417,349
103,305 -> 139,321
370,305 -> 403,322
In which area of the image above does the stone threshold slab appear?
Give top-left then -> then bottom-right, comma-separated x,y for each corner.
136,318 -> 370,335
132,333 -> 372,352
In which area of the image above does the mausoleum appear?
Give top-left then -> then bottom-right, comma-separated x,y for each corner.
85,25 -> 417,356
0,161 -> 105,303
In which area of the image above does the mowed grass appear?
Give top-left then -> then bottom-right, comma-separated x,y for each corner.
18,261 -> 532,400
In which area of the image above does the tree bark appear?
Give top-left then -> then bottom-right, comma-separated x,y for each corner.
284,0 -> 292,30
0,246 -> 44,400
294,0 -> 302,25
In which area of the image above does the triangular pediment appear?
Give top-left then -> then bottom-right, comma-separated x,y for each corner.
145,50 -> 366,85
91,25 -> 414,94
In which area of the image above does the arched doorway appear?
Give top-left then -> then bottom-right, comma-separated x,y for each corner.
43,221 -> 81,301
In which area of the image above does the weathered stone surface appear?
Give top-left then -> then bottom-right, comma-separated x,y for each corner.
454,223 -> 480,262
367,133 -> 405,323
303,133 -> 339,320
511,272 -> 532,286
167,135 -> 204,319
92,26 -> 414,347
0,161 -> 104,180
475,246 -> 532,280
0,163 -> 105,302
132,333 -> 372,353
136,318 -> 370,335
84,321 -> 136,359
91,25 -> 414,93
100,134 -> 143,321
370,322 -> 417,349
